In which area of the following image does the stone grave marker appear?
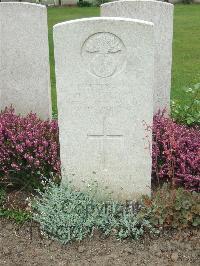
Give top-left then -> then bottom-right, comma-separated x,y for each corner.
0,2 -> 51,119
101,0 -> 174,114
54,17 -> 154,200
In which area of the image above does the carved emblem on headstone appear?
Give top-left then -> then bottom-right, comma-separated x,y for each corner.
82,32 -> 126,78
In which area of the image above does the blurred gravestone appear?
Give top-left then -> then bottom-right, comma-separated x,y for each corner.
101,0 -> 174,114
0,2 -> 51,119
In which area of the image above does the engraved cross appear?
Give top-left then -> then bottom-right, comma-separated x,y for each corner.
87,116 -> 123,168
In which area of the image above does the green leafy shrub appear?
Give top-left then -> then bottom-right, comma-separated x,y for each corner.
33,182 -> 157,244
77,0 -> 92,7
171,83 -> 200,126
94,0 -> 110,7
140,184 -> 200,229
182,0 -> 192,4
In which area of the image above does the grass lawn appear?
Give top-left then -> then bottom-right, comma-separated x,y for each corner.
47,5 -> 200,115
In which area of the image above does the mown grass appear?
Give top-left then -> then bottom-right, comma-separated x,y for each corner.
48,7 -> 99,114
47,5 -> 200,114
172,4 -> 200,104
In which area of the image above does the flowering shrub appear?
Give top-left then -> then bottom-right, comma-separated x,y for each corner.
0,107 -> 199,192
152,112 -> 200,192
0,107 -> 60,189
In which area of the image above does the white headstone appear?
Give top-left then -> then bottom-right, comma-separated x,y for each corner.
0,3 -> 51,119
54,17 -> 154,201
101,0 -> 174,114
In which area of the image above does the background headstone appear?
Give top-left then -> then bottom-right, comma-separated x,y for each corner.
101,0 -> 174,114
54,17 -> 154,201
0,3 -> 51,119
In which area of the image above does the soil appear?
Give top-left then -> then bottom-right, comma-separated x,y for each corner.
0,190 -> 199,266
0,219 -> 199,266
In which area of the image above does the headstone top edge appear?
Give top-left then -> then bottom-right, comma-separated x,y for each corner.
0,2 -> 46,9
53,17 -> 154,30
101,0 -> 174,9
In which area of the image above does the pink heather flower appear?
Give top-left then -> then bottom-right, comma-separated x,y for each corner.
0,107 -> 199,192
152,112 -> 200,192
0,107 -> 61,187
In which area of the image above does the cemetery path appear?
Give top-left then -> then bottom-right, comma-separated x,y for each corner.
0,219 -> 199,266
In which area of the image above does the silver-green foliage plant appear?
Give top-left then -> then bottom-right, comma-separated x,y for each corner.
32,182 -> 157,244
171,83 -> 200,126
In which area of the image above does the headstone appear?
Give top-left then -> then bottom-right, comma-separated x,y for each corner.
101,0 -> 174,114
54,17 -> 154,201
0,3 -> 51,119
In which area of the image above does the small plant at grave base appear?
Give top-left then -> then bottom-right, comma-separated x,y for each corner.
0,187 -> 31,224
0,187 -> 6,207
0,209 -> 31,224
32,182 -> 158,244
171,83 -> 200,127
0,107 -> 61,190
152,112 -> 200,192
139,184 -> 200,229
